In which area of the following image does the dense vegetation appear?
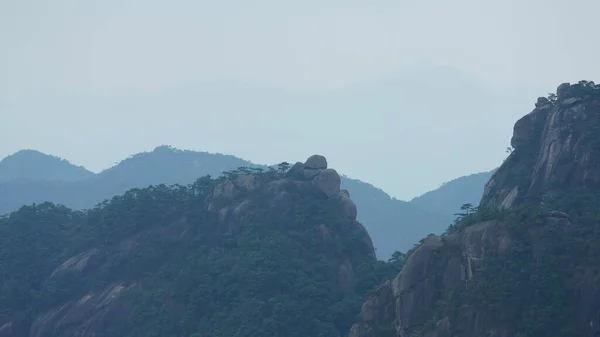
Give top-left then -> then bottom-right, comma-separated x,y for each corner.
5,82 -> 600,337
388,190 -> 600,337
460,191 -> 599,336
0,167 -> 403,337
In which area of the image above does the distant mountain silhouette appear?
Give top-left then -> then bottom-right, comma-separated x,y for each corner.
0,146 -> 490,258
0,150 -> 94,183
340,177 -> 449,258
409,170 -> 495,220
97,145 -> 261,193
4,65 -> 551,201
0,146 -> 257,217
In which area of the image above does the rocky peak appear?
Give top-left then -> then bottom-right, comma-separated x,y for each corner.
296,155 -> 342,197
206,154 -> 363,244
303,154 -> 328,170
349,81 -> 600,337
481,80 -> 600,210
285,155 -> 341,196
210,154 -> 350,205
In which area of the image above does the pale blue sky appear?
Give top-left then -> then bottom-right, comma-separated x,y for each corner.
1,0 -> 599,199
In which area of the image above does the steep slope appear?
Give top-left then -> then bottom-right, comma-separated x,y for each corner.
409,170 -> 494,218
481,81 -> 600,210
0,155 -> 401,337
349,81 -> 600,337
0,150 -> 94,183
0,146 -> 473,258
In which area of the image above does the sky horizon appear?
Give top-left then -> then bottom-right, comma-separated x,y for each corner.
2,0 -> 599,199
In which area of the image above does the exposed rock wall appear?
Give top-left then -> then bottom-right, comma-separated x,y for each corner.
349,81 -> 600,337
482,82 -> 600,210
349,221 -> 511,337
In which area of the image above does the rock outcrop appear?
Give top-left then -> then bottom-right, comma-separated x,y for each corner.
207,154 -> 359,226
349,221 -> 512,337
482,81 -> 600,210
349,81 -> 600,337
30,284 -> 134,337
49,248 -> 101,278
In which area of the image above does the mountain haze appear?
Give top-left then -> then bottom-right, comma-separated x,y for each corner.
0,150 -> 94,183
2,64 -> 552,200
340,177 -> 449,257
0,146 -> 488,258
97,145 -> 258,188
409,170 -> 494,218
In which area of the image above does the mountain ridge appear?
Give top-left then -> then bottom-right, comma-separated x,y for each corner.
409,170 -> 494,219
0,146 -> 489,258
0,149 -> 94,183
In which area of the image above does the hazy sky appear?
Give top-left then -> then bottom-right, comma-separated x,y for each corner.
1,0 -> 599,199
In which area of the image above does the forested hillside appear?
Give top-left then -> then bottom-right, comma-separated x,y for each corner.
0,155 -> 403,337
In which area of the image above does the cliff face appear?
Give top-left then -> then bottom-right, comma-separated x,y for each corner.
349,81 -> 600,337
349,220 -> 516,337
482,81 -> 600,210
0,155 -> 378,337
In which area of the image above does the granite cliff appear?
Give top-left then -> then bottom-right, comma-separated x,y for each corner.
482,81 -> 600,210
0,155 -> 394,337
349,81 -> 600,337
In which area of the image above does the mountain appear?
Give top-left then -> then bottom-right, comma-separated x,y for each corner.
0,147 -> 259,217
97,145 -> 259,189
340,177 -> 449,258
409,170 -> 495,218
349,80 -> 600,337
0,146 -> 487,259
0,155 -> 402,337
0,150 -> 94,183
4,80 -> 592,337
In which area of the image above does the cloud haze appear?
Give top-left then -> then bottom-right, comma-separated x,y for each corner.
1,0 -> 598,198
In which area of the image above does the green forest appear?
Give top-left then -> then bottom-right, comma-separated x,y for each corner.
0,167 -> 403,337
